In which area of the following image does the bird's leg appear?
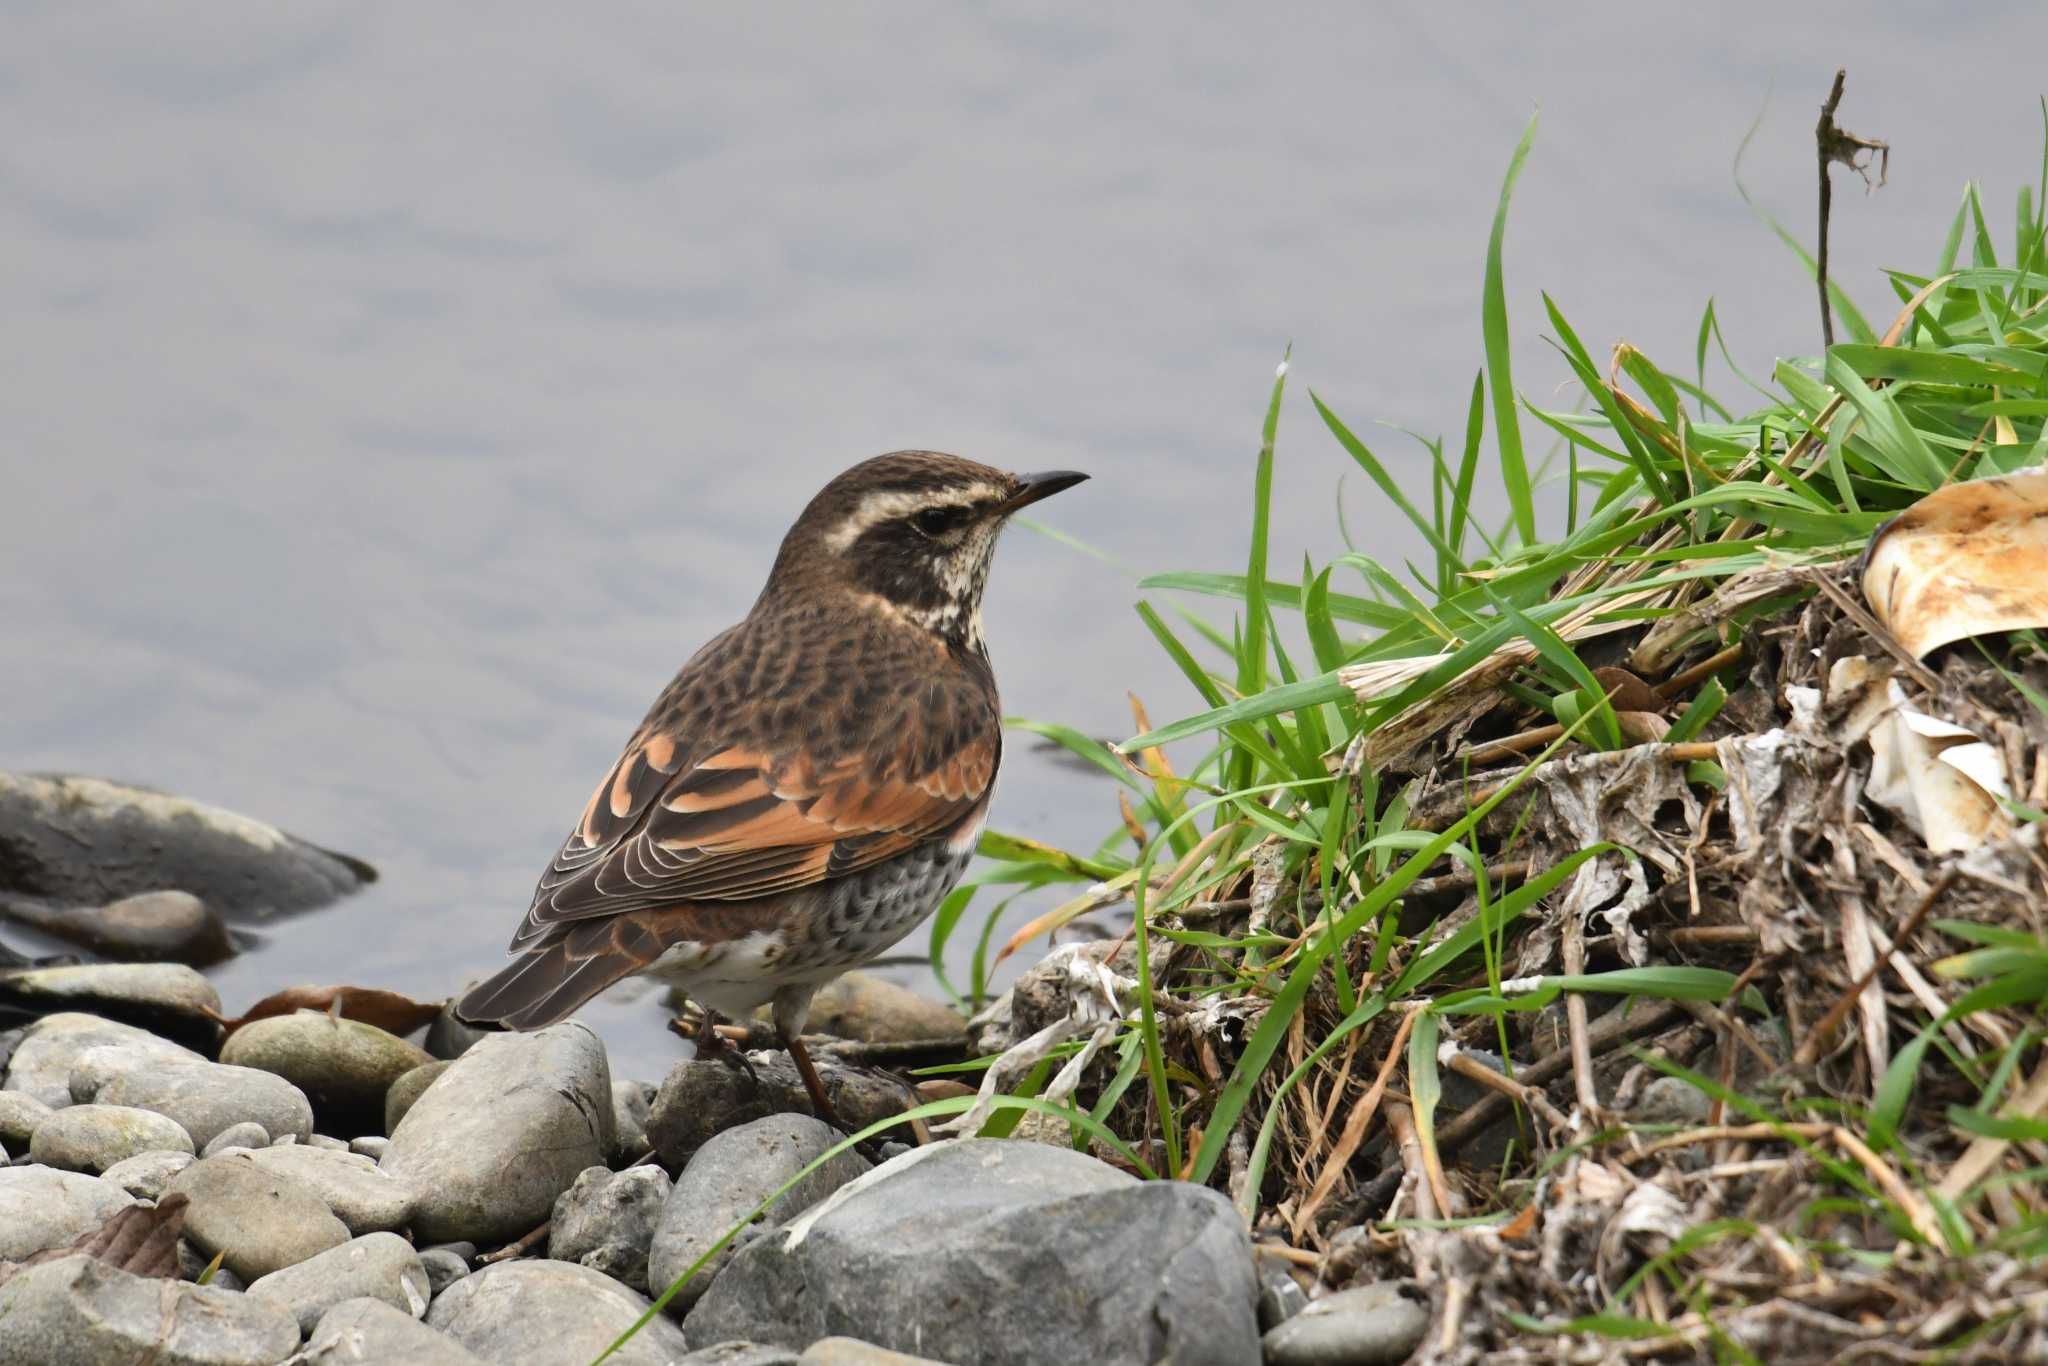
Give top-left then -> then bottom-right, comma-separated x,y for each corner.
668,1006 -> 759,1086
771,984 -> 844,1132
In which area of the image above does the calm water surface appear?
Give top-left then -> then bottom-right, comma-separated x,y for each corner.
5,3 -> 2044,1080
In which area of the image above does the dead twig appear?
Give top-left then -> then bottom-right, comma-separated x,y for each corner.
1815,68 -> 1890,347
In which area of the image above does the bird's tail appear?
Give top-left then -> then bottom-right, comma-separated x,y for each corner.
454,919 -> 656,1030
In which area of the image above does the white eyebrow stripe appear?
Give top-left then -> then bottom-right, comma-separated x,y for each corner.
823,484 -> 1002,552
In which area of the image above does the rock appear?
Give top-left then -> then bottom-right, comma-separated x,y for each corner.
650,1113 -> 871,1312
305,1296 -> 493,1365
685,1139 -> 1259,1364
548,1163 -> 670,1293
424,1003 -> 489,1061
383,1058 -> 451,1134
247,1230 -> 430,1334
169,1149 -> 352,1281
679,1346 -> 801,1366
0,889 -> 234,967
304,1131 -> 349,1151
426,1259 -> 693,1366
1259,1271 -> 1310,1330
236,1142 -> 416,1235
177,1238 -> 246,1290
380,1023 -> 612,1244
349,1134 -> 390,1160
1634,1075 -> 1713,1127
647,1052 -> 908,1167
1260,1282 -> 1430,1366
201,1120 -> 271,1156
2,1011 -> 203,1109
0,1252 -> 299,1366
0,962 -> 222,1037
0,1090 -> 53,1146
803,1340 -> 952,1365
679,1346 -> 802,1366
0,771 -> 374,918
100,1147 -> 196,1200
28,1102 -> 194,1172
762,971 -> 965,1045
220,1012 -> 434,1135
0,1165 -> 135,1259
97,1059 -> 314,1148
419,1246 -> 470,1297
613,1078 -> 654,1158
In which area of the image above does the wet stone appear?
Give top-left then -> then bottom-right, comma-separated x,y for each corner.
383,1059 -> 452,1134
771,970 -> 966,1045
100,1147 -> 195,1200
169,1149 -> 352,1281
0,1252 -> 299,1366
28,1102 -> 194,1173
650,1113 -> 870,1313
176,1238 -> 247,1291
0,963 -> 223,1044
0,771 -> 374,918
220,1011 -> 434,1136
802,1339 -> 954,1365
96,1059 -> 314,1149
0,889 -> 234,967
1259,1271 -> 1310,1331
247,1230 -> 431,1334
380,1022 -> 613,1244
306,1295 -> 493,1366
550,1163 -> 671,1293
1260,1282 -> 1431,1366
424,1001 -> 490,1061
0,1165 -> 135,1259
426,1259 -> 692,1366
3,1011 -> 204,1110
201,1120 -> 271,1156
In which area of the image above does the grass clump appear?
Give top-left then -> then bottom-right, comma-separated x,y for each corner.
937,105 -> 2048,1359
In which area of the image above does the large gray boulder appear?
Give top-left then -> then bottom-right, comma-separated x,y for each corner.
220,1012 -> 433,1134
0,1165 -> 135,1259
649,1112 -> 870,1312
235,1142 -> 416,1235
380,1022 -> 613,1244
426,1259 -> 692,1366
549,1163 -> 671,1293
684,1139 -> 1259,1365
0,1252 -> 299,1366
0,771 -> 374,918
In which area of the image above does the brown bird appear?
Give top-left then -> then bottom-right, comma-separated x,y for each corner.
457,451 -> 1086,1121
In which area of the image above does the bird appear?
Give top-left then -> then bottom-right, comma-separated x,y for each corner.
456,451 -> 1087,1123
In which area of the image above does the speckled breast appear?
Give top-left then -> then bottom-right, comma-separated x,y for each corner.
777,838 -> 976,974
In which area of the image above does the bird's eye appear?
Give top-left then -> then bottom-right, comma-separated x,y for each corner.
912,506 -> 967,538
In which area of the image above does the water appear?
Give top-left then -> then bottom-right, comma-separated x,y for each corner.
5,3 -> 2043,1080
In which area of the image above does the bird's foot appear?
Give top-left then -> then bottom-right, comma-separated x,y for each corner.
668,1011 -> 762,1087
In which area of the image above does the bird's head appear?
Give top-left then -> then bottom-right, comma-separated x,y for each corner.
763,451 -> 1087,650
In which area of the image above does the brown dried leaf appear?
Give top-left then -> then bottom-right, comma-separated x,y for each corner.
216,984 -> 445,1037
1864,470 -> 2048,659
0,1192 -> 188,1287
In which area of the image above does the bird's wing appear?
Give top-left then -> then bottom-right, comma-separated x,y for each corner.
511,683 -> 998,947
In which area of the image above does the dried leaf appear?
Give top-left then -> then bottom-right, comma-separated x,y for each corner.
0,1192 -> 188,1287
215,984 -> 445,1037
1863,470 -> 2048,659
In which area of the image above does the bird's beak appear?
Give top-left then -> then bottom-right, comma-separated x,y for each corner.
993,469 -> 1089,517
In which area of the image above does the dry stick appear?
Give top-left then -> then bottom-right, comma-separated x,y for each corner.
1937,1054 -> 2048,1204
1654,642 -> 1747,700
1332,1002 -> 1688,1227
1383,1102 -> 1438,1222
1292,1007 -> 1422,1239
1791,866 -> 1957,1070
1808,570 -> 1942,694
1442,1047 -> 1573,1133
1559,900 -> 1603,1123
477,1220 -> 551,1265
1814,68 -> 1890,348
